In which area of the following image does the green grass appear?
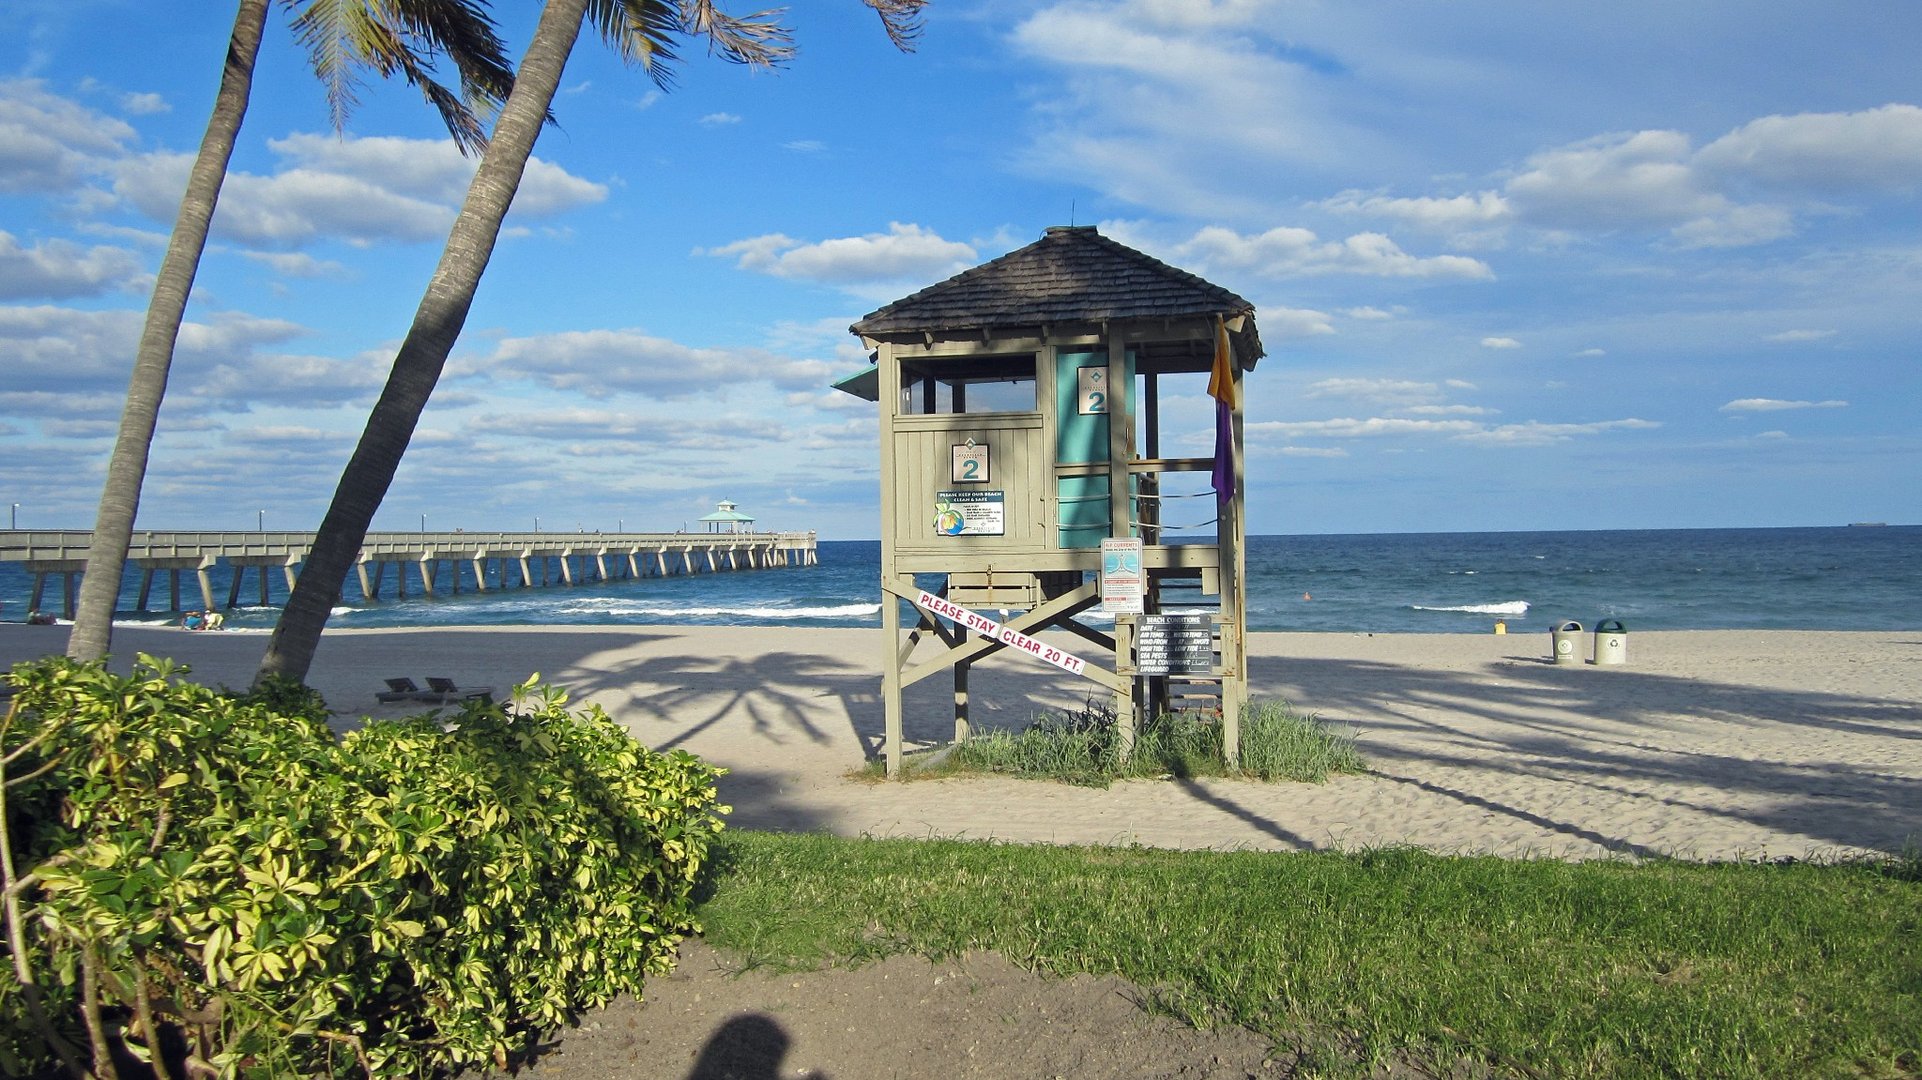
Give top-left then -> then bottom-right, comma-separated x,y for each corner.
694,832 -> 1922,1078
875,699 -> 1365,786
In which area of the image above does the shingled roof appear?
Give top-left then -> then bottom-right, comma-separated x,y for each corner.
851,226 -> 1262,360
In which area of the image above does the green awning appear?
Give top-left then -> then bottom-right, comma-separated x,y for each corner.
831,363 -> 879,401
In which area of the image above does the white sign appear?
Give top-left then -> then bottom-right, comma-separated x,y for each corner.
1077,366 -> 1109,414
933,490 -> 1004,536
914,590 -> 1087,677
1100,537 -> 1143,614
951,441 -> 990,483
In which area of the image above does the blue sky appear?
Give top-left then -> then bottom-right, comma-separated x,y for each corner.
3,0 -> 1917,539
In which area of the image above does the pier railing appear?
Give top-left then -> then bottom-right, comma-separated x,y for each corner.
0,529 -> 819,616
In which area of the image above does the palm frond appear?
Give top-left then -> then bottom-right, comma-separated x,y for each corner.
862,0 -> 927,52
285,0 -> 519,155
286,0 -> 365,134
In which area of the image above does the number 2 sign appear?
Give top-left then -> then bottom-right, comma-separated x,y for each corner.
951,441 -> 989,483
1078,366 -> 1108,414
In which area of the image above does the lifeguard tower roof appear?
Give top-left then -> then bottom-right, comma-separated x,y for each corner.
840,226 -> 1263,400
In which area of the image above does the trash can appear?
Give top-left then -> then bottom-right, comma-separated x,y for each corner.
1550,620 -> 1584,665
1594,619 -> 1627,666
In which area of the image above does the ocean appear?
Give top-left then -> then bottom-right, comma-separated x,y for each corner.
3,527 -> 1916,635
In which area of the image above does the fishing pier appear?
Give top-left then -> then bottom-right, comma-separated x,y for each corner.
0,529 -> 819,617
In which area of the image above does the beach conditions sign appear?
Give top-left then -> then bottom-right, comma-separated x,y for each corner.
914,590 -> 1087,676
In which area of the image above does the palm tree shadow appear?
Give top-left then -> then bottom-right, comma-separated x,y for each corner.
1249,652 -> 1922,854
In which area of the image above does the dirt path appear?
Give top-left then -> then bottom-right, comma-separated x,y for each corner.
489,940 -> 1295,1079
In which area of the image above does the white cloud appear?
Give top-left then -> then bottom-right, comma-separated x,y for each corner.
1341,306 -> 1395,320
783,140 -> 826,153
1400,404 -> 1497,416
1574,348 -> 1605,357
239,251 -> 350,279
1178,225 -> 1494,280
1305,378 -> 1449,407
0,78 -> 136,192
0,230 -> 145,299
1319,189 -> 1512,245
467,328 -> 836,400
1005,3 -> 1382,218
1248,414 -> 1655,445
119,91 -> 168,116
1260,306 -> 1336,339
1250,417 -> 1484,438
0,304 -> 142,384
1506,130 -> 1725,229
699,112 -> 742,126
1480,336 -> 1521,349
700,223 -> 976,291
108,134 -> 607,249
1764,328 -> 1836,343
1697,104 -> 1922,191
191,350 -> 387,408
1719,398 -> 1847,412
1455,418 -> 1659,445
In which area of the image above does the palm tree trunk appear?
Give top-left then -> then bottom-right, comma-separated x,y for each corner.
67,0 -> 271,662
255,0 -> 589,685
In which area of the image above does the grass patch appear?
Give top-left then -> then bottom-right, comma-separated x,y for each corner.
696,832 -> 1922,1079
872,699 -> 1365,786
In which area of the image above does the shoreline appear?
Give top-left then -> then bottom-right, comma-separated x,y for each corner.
4,624 -> 1918,861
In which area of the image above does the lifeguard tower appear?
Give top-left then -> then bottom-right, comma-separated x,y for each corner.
838,226 -> 1263,777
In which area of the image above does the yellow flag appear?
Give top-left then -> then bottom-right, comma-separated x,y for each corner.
1207,316 -> 1236,409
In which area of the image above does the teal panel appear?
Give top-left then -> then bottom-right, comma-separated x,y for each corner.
1055,475 -> 1140,549
1056,474 -> 1110,549
1054,349 -> 1134,464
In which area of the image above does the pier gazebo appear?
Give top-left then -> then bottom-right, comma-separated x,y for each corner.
839,225 -> 1263,776
698,500 -> 755,534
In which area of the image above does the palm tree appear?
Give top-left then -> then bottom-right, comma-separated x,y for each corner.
255,0 -> 926,685
66,0 -> 519,662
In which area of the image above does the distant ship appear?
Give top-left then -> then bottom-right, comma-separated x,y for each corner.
1846,521 -> 1888,527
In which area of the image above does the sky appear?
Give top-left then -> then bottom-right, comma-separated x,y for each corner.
2,0 -> 1917,540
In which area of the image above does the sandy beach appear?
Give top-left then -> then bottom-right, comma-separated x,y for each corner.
4,623 -> 1917,861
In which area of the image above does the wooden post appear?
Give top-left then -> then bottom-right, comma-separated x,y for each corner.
954,655 -> 970,744
1105,326 -> 1137,750
877,341 -> 905,778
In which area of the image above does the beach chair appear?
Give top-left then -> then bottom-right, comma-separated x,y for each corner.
375,677 -> 435,704
426,677 -> 494,704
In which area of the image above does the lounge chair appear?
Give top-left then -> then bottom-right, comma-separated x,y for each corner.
426,677 -> 494,704
376,677 -> 432,704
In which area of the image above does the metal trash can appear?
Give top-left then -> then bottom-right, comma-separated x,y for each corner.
1594,619 -> 1627,666
1550,620 -> 1584,665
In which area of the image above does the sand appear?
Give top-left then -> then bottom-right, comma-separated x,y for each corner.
3,622 -> 1917,861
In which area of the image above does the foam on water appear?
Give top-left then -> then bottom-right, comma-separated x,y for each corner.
1409,600 -> 1530,616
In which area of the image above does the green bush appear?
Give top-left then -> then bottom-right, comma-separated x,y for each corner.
1,655 -> 727,1079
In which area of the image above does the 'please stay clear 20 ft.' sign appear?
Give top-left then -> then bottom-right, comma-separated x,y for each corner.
914,590 -> 1087,676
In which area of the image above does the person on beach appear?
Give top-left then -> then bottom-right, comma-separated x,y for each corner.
181,610 -> 205,631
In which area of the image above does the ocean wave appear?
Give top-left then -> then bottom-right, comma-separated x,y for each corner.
1410,600 -> 1530,616
555,599 -> 881,620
